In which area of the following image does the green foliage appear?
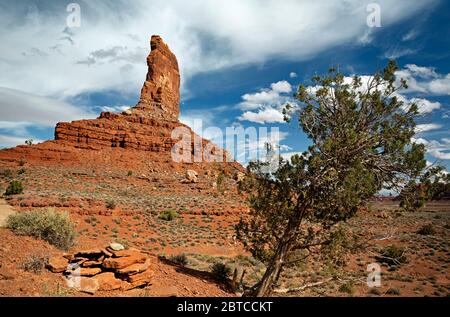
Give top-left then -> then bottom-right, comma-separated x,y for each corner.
236,61 -> 426,295
5,180 -> 23,195
211,262 -> 231,281
127,170 -> 133,176
6,209 -> 76,250
106,200 -> 116,210
417,224 -> 435,236
159,210 -> 178,221
338,281 -> 355,295
170,253 -> 188,266
377,245 -> 408,267
400,166 -> 450,212
25,139 -> 33,146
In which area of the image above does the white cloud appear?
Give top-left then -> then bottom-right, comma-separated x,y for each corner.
239,108 -> 285,124
271,81 -> 292,94
415,123 -> 443,133
384,47 -> 417,59
412,137 -> 450,160
0,87 -> 95,127
410,98 -> 441,114
0,0 -> 438,100
289,72 -> 298,79
0,134 -> 43,149
238,80 -> 297,123
396,65 -> 450,95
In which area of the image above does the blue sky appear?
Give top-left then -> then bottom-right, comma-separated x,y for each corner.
0,0 -> 448,170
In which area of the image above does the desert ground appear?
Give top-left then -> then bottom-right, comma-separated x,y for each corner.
0,162 -> 448,297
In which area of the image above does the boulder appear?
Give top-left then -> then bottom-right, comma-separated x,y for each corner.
96,272 -> 123,291
109,243 -> 125,251
46,256 -> 69,273
185,170 -> 199,183
123,269 -> 154,290
103,252 -> 148,270
77,277 -> 100,295
116,259 -> 150,275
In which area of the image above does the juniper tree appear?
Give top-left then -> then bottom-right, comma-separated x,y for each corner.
236,61 -> 427,296
399,165 -> 450,212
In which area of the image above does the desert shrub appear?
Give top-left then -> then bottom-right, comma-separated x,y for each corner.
338,281 -> 354,295
6,209 -> 76,250
211,262 -> 231,281
368,288 -> 381,296
1,169 -> 13,179
18,158 -> 26,166
5,180 -> 23,195
417,224 -> 435,236
127,170 -> 133,176
18,168 -> 26,175
22,254 -> 48,273
386,288 -> 401,296
106,200 -> 116,210
377,245 -> 408,267
159,210 -> 178,221
170,253 -> 188,266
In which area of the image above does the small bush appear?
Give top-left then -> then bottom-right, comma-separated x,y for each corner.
386,288 -> 401,296
170,253 -> 188,266
6,209 -> 76,250
22,254 -> 48,273
5,180 -> 23,195
211,262 -> 231,281
377,245 -> 408,267
106,200 -> 116,210
18,168 -> 26,175
338,281 -> 354,295
417,224 -> 435,236
159,210 -> 178,221
1,169 -> 13,179
127,170 -> 133,176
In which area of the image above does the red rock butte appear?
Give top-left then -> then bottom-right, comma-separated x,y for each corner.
0,35 -> 243,181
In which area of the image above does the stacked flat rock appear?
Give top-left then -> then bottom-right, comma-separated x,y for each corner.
46,244 -> 154,294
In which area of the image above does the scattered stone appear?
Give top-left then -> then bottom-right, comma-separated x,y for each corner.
74,249 -> 104,258
96,272 -> 123,291
82,259 -> 103,267
80,267 -> 102,276
117,259 -> 150,275
46,256 -> 69,273
185,170 -> 198,183
108,248 -> 141,258
103,253 -> 147,270
123,269 -> 154,290
109,243 -> 125,251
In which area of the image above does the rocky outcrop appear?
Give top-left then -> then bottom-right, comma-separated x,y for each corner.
49,244 -> 155,294
136,35 -> 180,121
53,35 -> 225,160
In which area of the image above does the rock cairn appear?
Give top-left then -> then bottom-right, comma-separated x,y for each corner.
46,243 -> 153,294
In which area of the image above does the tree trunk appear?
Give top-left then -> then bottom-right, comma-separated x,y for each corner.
253,238 -> 291,296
